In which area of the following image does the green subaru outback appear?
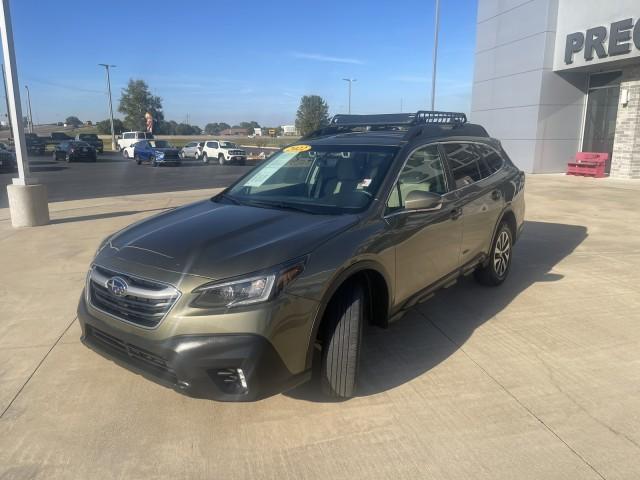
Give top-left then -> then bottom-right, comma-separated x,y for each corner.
78,111 -> 525,401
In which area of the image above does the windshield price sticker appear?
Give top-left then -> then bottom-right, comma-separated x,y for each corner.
283,144 -> 312,153
244,152 -> 297,187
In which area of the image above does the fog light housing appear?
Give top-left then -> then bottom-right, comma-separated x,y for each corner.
212,368 -> 248,395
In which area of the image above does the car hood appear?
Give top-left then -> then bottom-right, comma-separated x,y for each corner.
99,200 -> 358,281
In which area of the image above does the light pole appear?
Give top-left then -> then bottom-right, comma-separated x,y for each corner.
24,84 -> 33,133
342,78 -> 356,114
99,63 -> 117,151
1,63 -> 12,138
430,0 -> 441,110
1,0 -> 49,226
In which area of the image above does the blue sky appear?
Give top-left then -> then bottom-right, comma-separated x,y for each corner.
8,0 -> 478,126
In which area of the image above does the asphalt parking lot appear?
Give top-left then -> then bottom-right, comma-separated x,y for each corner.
1,175 -> 639,479
0,151 -> 257,208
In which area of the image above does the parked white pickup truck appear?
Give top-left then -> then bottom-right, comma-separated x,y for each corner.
117,131 -> 154,151
198,140 -> 247,165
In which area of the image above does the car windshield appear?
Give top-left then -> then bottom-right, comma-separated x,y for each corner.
222,145 -> 398,214
220,142 -> 238,148
79,134 -> 97,140
151,140 -> 170,148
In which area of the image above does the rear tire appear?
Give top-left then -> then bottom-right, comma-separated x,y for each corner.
320,283 -> 365,398
52,152 -> 57,161
134,154 -> 141,165
474,222 -> 513,286
202,153 -> 209,164
123,149 -> 129,159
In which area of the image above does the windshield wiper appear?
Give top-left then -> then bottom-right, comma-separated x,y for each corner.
243,200 -> 320,214
215,192 -> 243,205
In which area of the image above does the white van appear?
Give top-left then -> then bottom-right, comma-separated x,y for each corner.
117,131 -> 154,151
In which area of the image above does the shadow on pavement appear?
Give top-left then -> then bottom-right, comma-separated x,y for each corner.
29,165 -> 68,172
50,207 -> 170,225
286,220 -> 588,402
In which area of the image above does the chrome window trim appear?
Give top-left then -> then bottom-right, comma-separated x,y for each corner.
86,264 -> 182,331
439,140 -> 505,190
383,140 -> 506,219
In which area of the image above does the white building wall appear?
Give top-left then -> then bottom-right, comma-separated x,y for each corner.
471,0 -> 586,173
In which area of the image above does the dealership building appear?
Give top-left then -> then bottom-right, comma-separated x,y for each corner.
471,0 -> 640,177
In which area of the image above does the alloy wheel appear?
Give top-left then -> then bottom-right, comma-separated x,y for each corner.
493,230 -> 511,277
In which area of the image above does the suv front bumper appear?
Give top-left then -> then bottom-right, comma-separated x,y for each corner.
78,296 -> 310,401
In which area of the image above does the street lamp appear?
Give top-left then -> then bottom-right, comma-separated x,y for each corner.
98,63 -> 117,151
430,0 -> 441,110
342,78 -> 357,114
24,84 -> 33,133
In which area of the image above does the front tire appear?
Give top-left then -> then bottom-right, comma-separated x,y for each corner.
123,149 -> 129,159
218,154 -> 226,165
475,222 -> 513,286
134,154 -> 141,165
320,283 -> 365,398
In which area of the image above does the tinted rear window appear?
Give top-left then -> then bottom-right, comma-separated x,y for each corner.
442,143 -> 482,188
475,144 -> 504,176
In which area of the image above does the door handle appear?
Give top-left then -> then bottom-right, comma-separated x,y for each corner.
491,189 -> 502,201
450,208 -> 463,220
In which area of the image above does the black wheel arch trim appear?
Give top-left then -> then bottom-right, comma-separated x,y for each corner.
304,259 -> 392,369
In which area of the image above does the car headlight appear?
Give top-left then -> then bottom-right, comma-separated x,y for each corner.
191,258 -> 306,309
155,151 -> 165,159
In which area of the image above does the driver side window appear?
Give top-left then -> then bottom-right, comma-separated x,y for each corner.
386,144 -> 447,213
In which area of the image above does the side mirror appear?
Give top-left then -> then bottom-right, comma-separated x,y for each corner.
404,190 -> 442,211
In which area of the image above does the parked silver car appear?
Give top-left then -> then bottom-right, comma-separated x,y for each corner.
179,141 -> 203,160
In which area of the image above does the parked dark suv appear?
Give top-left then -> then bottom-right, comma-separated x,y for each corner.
76,133 -> 104,153
78,111 -> 525,401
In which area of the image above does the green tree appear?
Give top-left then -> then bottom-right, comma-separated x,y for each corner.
96,118 -> 125,135
118,79 -> 164,131
65,116 -> 82,127
175,123 -> 200,135
295,95 -> 329,136
204,122 -> 230,135
239,121 -> 260,132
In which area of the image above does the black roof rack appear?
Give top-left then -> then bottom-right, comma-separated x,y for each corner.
329,110 -> 467,127
303,110 -> 473,140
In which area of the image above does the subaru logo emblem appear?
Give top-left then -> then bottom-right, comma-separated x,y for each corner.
106,276 -> 128,297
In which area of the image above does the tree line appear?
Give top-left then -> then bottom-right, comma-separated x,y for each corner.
93,79 -> 331,137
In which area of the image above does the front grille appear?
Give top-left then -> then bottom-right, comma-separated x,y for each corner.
88,265 -> 180,328
229,150 -> 245,156
88,326 -> 177,382
163,152 -> 179,159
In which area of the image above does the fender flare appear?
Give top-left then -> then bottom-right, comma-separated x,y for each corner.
486,205 -> 518,261
304,259 -> 393,369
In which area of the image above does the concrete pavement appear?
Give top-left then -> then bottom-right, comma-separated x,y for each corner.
1,175 -> 639,479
